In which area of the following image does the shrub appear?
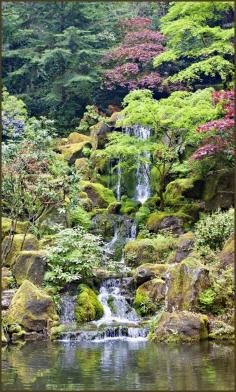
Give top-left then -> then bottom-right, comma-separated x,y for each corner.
194,208 -> 234,251
44,227 -> 106,289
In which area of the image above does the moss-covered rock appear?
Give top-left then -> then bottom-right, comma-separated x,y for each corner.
164,178 -> 196,206
2,267 -> 14,290
120,199 -> 141,215
203,169 -> 234,210
1,218 -> 29,237
7,280 -> 56,332
107,202 -> 122,214
67,132 -> 91,144
74,158 -> 90,178
209,319 -> 234,340
133,263 -> 168,286
75,284 -> 104,323
58,141 -> 93,164
171,232 -> 195,263
12,250 -> 47,286
124,236 -> 178,267
150,311 -> 209,343
2,234 -> 39,267
165,256 -> 210,312
219,235 -> 234,269
134,278 -> 165,316
147,211 -> 190,233
50,325 -> 66,340
81,181 -> 116,208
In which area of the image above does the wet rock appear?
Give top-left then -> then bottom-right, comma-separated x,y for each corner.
7,280 -> 56,332
2,289 -> 17,310
2,234 -> 39,267
150,311 -> 209,342
13,250 -> 47,286
133,263 -> 168,286
165,257 -> 210,312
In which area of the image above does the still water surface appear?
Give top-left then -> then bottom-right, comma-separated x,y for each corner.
1,340 -> 234,390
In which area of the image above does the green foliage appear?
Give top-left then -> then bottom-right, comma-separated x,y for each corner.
154,1 -> 234,88
68,206 -> 91,230
44,227 -> 106,288
134,291 -> 155,317
195,208 -> 234,251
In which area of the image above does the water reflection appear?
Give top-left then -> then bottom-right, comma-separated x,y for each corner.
1,340 -> 234,390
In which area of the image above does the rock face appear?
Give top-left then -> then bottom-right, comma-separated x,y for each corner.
7,280 -> 56,332
203,168 -> 234,211
81,181 -> 116,208
1,267 -> 14,290
219,235 -> 234,269
174,232 -> 195,263
165,257 -> 210,312
150,311 -> 209,342
1,217 -> 29,238
134,278 -> 165,316
13,250 -> 47,286
147,212 -> 186,234
2,234 -> 39,267
133,263 -> 168,286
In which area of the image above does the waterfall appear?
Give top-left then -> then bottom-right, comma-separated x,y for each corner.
60,294 -> 77,324
57,278 -> 150,342
116,156 -> 121,201
95,278 -> 139,326
123,125 -> 151,204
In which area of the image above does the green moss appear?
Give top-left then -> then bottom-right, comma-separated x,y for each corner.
164,178 -> 195,206
125,235 -> 178,267
120,199 -> 140,215
69,206 -> 91,229
2,234 -> 39,267
134,291 -> 155,317
81,181 -> 116,208
2,218 -> 29,237
147,211 -> 191,232
75,284 -> 104,323
50,325 -> 66,340
136,206 -> 151,224
107,295 -> 117,314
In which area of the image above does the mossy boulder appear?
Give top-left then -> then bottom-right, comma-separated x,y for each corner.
74,158 -> 90,178
12,250 -> 47,286
150,311 -> 209,343
203,169 -> 234,210
120,199 -> 141,215
75,284 -> 104,323
7,280 -> 56,332
219,235 -> 234,269
1,218 -> 29,237
67,132 -> 91,144
58,140 -> 92,164
209,319 -> 234,340
164,178 -> 196,206
133,263 -> 168,286
2,234 -> 39,267
134,278 -> 165,316
124,236 -> 178,267
108,202 -> 122,214
81,181 -> 116,208
165,256 -> 210,312
90,121 -> 110,149
172,232 -> 195,263
147,211 -> 190,234
50,325 -> 66,340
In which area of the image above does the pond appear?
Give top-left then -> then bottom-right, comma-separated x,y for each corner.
1,340 -> 234,391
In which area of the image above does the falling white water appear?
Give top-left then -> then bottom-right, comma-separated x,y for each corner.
104,226 -> 119,255
123,125 -> 151,204
60,294 -> 77,324
95,278 -> 139,327
116,157 -> 122,200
